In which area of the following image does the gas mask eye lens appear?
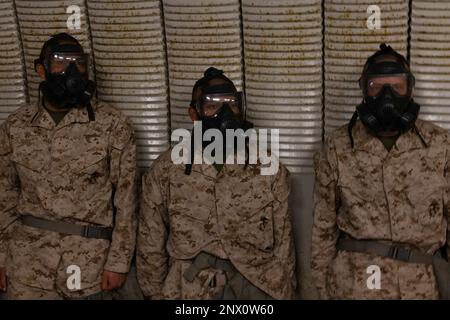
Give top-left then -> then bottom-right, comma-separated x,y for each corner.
49,52 -> 88,75
197,92 -> 242,118
366,75 -> 409,97
367,80 -> 383,97
393,82 -> 408,96
202,102 -> 221,118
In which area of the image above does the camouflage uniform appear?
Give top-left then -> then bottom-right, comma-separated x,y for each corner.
311,119 -> 450,299
0,99 -> 138,299
137,149 -> 296,299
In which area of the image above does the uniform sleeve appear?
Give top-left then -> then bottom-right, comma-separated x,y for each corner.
310,136 -> 340,299
271,163 -> 297,298
444,142 -> 450,258
136,157 -> 169,299
0,121 -> 20,268
104,114 -> 138,274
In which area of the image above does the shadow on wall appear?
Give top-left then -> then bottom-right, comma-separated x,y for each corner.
289,173 -> 317,299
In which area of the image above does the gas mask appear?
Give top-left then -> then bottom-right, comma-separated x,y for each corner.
356,51 -> 418,135
195,84 -> 253,134
193,84 -> 254,165
357,75 -> 419,134
185,68 -> 254,174
38,49 -> 95,109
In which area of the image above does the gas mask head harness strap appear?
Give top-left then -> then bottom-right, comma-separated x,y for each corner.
34,33 -> 96,121
348,43 -> 426,148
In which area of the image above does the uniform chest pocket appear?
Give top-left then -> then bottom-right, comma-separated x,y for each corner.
9,127 -> 49,173
11,146 -> 47,173
407,181 -> 445,226
220,175 -> 276,254
168,170 -> 214,222
236,195 -> 275,254
337,182 -> 368,210
337,172 -> 381,207
70,151 -> 109,186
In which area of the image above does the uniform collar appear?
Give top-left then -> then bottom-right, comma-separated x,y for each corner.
190,149 -> 260,179
30,99 -> 93,130
351,120 -> 429,156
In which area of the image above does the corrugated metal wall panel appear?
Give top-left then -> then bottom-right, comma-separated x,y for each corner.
0,0 -> 27,122
242,0 -> 322,174
2,0 -> 450,171
162,0 -> 244,130
410,1 -> 450,129
87,0 -> 169,168
324,0 -> 409,135
15,0 -> 94,105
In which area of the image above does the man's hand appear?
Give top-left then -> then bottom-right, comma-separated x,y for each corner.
101,270 -> 127,291
0,267 -> 6,292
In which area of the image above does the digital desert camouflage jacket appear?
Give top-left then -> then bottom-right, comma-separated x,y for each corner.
311,119 -> 450,299
136,149 -> 297,300
0,99 -> 137,297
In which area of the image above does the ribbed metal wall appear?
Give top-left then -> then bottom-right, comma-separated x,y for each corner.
410,1 -> 450,129
324,0 -> 409,134
87,0 -> 169,168
163,0 -> 244,130
0,0 -> 26,122
242,0 -> 322,173
1,0 -> 450,171
15,0 -> 94,105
